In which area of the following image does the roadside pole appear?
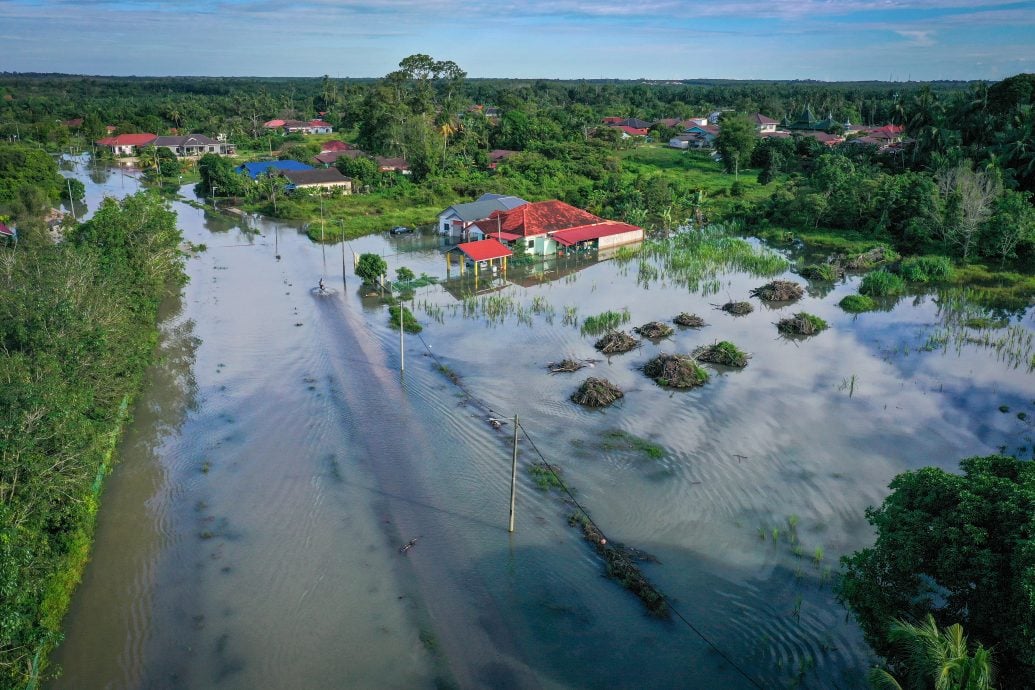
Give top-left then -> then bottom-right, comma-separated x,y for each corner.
509,415 -> 519,532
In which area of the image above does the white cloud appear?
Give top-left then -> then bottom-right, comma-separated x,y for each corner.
895,29 -> 936,46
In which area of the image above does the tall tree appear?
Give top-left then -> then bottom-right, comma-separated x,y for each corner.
715,113 -> 757,179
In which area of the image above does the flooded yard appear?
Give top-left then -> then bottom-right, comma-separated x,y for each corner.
49,160 -> 1034,689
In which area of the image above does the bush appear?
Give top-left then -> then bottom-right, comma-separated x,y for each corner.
839,294 -> 876,312
897,255 -> 954,283
859,269 -> 906,297
777,312 -> 829,335
388,304 -> 422,333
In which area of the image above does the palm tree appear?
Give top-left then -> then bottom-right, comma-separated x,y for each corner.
869,615 -> 995,690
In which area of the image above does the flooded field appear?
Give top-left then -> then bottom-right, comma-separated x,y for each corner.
49,159 -> 1034,689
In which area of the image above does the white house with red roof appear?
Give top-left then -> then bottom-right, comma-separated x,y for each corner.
476,200 -> 643,256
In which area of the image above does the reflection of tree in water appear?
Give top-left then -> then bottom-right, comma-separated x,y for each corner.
87,162 -> 111,185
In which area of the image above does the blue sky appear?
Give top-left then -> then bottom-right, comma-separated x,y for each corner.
1,0 -> 1033,80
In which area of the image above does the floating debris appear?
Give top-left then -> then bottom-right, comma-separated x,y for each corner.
692,341 -> 750,367
720,301 -> 754,315
633,321 -> 674,339
571,377 -> 624,408
750,280 -> 804,302
844,245 -> 896,270
643,353 -> 710,388
595,331 -> 639,354
777,312 -> 829,336
673,312 -> 707,328
547,358 -> 592,373
399,537 -> 420,554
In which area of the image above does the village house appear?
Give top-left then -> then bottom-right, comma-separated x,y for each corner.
95,133 -> 158,155
235,159 -> 313,180
488,149 -> 518,169
152,134 -> 234,157
375,156 -> 411,174
264,119 -> 333,135
282,168 -> 353,194
475,200 -> 643,256
320,140 -> 353,153
669,124 -> 718,149
751,113 -> 779,133
438,193 -> 528,238
314,149 -> 367,166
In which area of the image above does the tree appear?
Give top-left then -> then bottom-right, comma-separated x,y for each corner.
936,162 -> 1001,261
838,455 -> 1035,687
715,113 -> 757,179
982,189 -> 1035,267
355,253 -> 388,285
396,266 -> 415,282
335,155 -> 379,188
869,615 -> 995,690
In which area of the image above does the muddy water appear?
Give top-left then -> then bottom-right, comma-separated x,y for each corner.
50,162 -> 1035,689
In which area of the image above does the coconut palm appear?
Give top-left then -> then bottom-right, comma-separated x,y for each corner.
869,615 -> 995,690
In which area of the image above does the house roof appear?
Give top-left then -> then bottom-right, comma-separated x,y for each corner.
441,195 -> 528,223
376,156 -> 410,171
601,116 -> 624,124
96,133 -> 157,147
152,134 -> 220,147
488,149 -> 518,163
315,149 -> 367,164
320,140 -> 352,152
615,125 -> 649,136
456,239 -> 513,262
283,168 -> 351,186
63,118 -> 83,128
486,230 -> 523,242
236,160 -> 314,179
0,221 -> 14,237
751,113 -> 779,126
308,119 -> 332,128
552,221 -> 643,247
475,200 -> 603,238
264,119 -> 286,128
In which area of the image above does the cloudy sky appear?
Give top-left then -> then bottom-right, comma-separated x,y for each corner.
1,0 -> 1033,81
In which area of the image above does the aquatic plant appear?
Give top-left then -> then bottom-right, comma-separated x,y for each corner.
529,462 -> 566,491
897,255 -> 954,283
838,294 -> 876,313
798,262 -> 845,282
750,280 -> 804,302
633,321 -> 674,339
693,341 -> 750,368
777,312 -> 829,336
388,304 -> 422,333
812,546 -> 824,565
859,270 -> 906,297
581,308 -> 631,335
570,378 -> 624,408
844,245 -> 898,270
643,353 -> 710,388
595,330 -> 639,355
721,300 -> 754,315
562,305 -> 578,327
673,312 -> 706,328
600,430 -> 666,459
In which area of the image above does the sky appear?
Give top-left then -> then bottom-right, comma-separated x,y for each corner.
1,0 -> 1033,81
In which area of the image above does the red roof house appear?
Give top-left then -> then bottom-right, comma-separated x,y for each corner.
320,140 -> 353,153
614,125 -> 649,137
475,200 -> 644,255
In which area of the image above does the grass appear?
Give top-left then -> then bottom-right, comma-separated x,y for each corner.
839,294 -> 876,313
859,269 -> 906,297
600,429 -> 666,459
619,146 -> 771,207
529,462 -> 567,491
388,305 -> 422,333
580,308 -> 631,336
798,263 -> 843,281
898,255 -> 954,283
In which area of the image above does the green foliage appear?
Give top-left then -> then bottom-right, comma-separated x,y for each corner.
897,255 -> 955,283
355,252 -> 388,285
859,269 -> 907,297
868,615 -> 995,690
838,455 -> 1035,686
580,308 -> 631,336
715,113 -> 758,178
839,294 -> 877,312
388,304 -> 422,333
198,153 -> 250,197
396,266 -> 415,282
0,144 -> 67,226
799,262 -> 843,281
0,192 -> 184,688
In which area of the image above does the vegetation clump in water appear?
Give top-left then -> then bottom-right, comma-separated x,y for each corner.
581,308 -> 631,336
693,341 -> 750,367
839,294 -> 877,313
777,312 -> 830,336
547,358 -> 585,373
529,462 -> 566,491
750,279 -> 804,302
721,300 -> 754,315
595,331 -> 639,354
673,312 -> 706,328
643,353 -> 710,388
798,262 -> 845,281
571,377 -> 624,408
633,321 -> 674,339
599,430 -> 666,459
844,245 -> 898,270
388,304 -> 422,333
897,255 -> 954,283
859,269 -> 906,297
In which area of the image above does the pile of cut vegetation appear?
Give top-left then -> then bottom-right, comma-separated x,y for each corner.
673,312 -> 706,328
797,262 -> 845,281
693,341 -> 750,367
721,300 -> 754,315
547,358 -> 585,373
633,321 -> 674,339
571,377 -> 624,408
595,331 -> 639,354
568,511 -> 668,618
776,312 -> 829,336
844,245 -> 896,270
643,353 -> 709,388
750,279 -> 804,302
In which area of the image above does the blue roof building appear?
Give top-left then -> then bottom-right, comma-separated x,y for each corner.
236,160 -> 314,180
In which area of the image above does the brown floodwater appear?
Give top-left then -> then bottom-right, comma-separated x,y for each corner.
49,159 -> 1035,689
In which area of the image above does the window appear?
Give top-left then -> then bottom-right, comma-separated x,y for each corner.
527,240 -> 534,248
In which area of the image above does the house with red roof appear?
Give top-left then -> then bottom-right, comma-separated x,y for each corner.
613,125 -> 649,138
488,149 -> 518,170
281,119 -> 333,135
320,140 -> 353,153
95,133 -> 158,155
475,200 -> 643,256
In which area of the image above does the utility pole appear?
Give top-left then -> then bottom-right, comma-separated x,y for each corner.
66,177 -> 77,222
509,414 -> 519,533
399,303 -> 405,372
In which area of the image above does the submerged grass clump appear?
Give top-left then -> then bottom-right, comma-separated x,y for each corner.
693,341 -> 750,367
387,305 -> 422,333
721,300 -> 754,315
859,269 -> 906,297
844,245 -> 898,270
839,294 -> 876,313
547,358 -> 585,373
581,308 -> 631,336
777,312 -> 829,336
595,331 -> 639,355
529,462 -> 566,491
600,429 -> 666,459
571,377 -> 624,408
798,263 -> 845,281
673,312 -> 706,328
750,280 -> 804,302
897,255 -> 954,283
633,321 -> 674,339
643,353 -> 710,388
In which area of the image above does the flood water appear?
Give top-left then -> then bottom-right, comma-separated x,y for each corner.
49,158 -> 1035,689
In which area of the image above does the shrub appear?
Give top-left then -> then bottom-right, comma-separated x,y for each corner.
897,255 -> 954,283
859,269 -> 906,297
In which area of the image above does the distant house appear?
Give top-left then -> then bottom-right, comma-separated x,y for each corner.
685,116 -> 709,127
320,140 -> 353,153
95,133 -> 158,155
235,159 -> 314,180
376,156 -> 410,174
62,118 -> 83,129
613,125 -> 649,138
314,149 -> 367,166
152,134 -> 234,157
750,113 -> 779,133
282,168 -> 353,194
602,116 -> 624,125
796,131 -> 844,147
282,119 -> 333,135
263,119 -> 286,129
438,193 -> 528,238
488,149 -> 518,169
675,125 -> 719,149
475,200 -> 643,256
